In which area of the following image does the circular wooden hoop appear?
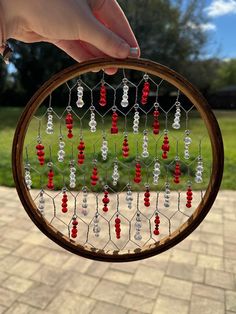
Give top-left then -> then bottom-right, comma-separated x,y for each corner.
12,58 -> 224,262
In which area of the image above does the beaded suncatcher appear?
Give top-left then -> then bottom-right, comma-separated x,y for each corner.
12,58 -> 224,262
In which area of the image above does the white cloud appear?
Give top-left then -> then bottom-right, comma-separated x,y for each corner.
205,0 -> 236,17
187,22 -> 217,31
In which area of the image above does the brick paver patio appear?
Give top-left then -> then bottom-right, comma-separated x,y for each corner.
0,187 -> 235,314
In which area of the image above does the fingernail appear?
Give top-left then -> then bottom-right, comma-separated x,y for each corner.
117,42 -> 130,58
130,47 -> 139,57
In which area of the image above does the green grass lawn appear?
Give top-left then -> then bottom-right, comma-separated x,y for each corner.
0,107 -> 235,190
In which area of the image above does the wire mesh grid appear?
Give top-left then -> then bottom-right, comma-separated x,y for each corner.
23,68 -> 210,253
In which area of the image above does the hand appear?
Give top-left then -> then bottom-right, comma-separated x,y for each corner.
1,0 -> 140,74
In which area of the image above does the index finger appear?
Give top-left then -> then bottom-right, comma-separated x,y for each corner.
92,0 -> 140,57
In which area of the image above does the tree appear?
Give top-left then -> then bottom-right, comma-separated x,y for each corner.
212,59 -> 236,90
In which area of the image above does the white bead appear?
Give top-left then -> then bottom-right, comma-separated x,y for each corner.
121,100 -> 129,107
134,233 -> 142,241
76,99 -> 84,108
82,209 -> 88,216
59,141 -> 65,149
172,123 -> 180,129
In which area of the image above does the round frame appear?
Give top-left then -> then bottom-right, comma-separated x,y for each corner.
12,58 -> 224,262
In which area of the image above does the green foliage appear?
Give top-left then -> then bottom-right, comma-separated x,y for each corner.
212,59 -> 236,90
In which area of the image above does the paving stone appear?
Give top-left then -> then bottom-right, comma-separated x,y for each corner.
62,255 -> 93,273
91,279 -> 126,305
13,243 -> 49,261
4,302 -> 40,314
170,249 -> 197,265
0,271 -> 8,284
205,269 -> 235,290
127,281 -> 159,299
0,254 -> 20,272
190,295 -> 225,314
2,228 -> 29,241
22,232 -> 46,245
85,261 -> 110,277
225,243 -> 236,259
0,238 -> 22,251
190,241 -> 207,254
103,269 -> 133,285
30,265 -> 63,286
121,293 -> 155,313
0,286 -> 18,307
19,282 -> 58,309
7,259 -> 41,278
197,254 -> 224,270
167,261 -> 204,283
207,244 -> 224,257
2,275 -> 34,293
225,258 -> 236,273
200,232 -> 224,246
160,276 -> 192,300
0,305 -> 6,314
47,291 -> 95,314
192,283 -> 225,302
141,253 -> 170,272
133,265 -> 164,286
201,222 -> 223,235
153,295 -> 189,314
63,272 -> 99,296
226,290 -> 236,312
111,261 -> 140,274
40,250 -> 70,268
91,301 -> 128,314
0,246 -> 11,258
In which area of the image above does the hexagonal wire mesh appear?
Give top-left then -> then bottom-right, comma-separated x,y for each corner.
13,59 -> 223,262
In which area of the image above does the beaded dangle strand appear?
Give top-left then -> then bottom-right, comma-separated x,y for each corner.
99,82 -> 107,107
93,213 -> 101,237
77,138 -> 85,165
164,182 -> 171,208
141,74 -> 150,105
89,106 -> 97,132
24,162 -> 32,190
69,160 -> 76,189
133,104 -> 140,134
38,190 -> 45,216
111,108 -> 119,134
126,185 -> 133,209
47,163 -> 54,190
195,156 -> 204,183
161,130 -> 170,159
121,78 -> 129,108
102,187 -> 110,213
141,130 -> 149,158
134,160 -> 142,184
46,108 -> 54,135
153,211 -> 160,236
173,158 -> 181,184
71,215 -> 78,238
101,135 -> 108,161
115,214 -> 121,239
186,183 -> 193,208
144,185 -> 150,207
134,212 -> 142,241
112,160 -> 120,186
76,81 -> 84,108
81,186 -> 88,216
153,103 -> 160,135
122,134 -> 129,158
58,138 -> 65,163
153,159 -> 161,185
36,138 -> 45,166
91,160 -> 99,186
65,107 -> 73,139
61,188 -> 68,213
172,101 -> 181,129
184,130 -> 192,160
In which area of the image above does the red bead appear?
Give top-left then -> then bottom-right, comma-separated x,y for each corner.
72,220 -> 78,226
102,197 -> 110,204
153,229 -> 160,235
144,192 -> 150,197
115,217 -> 121,224
67,132 -> 73,139
144,202 -> 150,207
103,206 -> 108,212
111,127 -> 118,134
186,203 -> 191,208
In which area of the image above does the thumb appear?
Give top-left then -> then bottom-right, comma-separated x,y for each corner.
79,12 -> 131,59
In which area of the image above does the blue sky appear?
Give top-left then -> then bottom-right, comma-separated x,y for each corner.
203,0 -> 236,58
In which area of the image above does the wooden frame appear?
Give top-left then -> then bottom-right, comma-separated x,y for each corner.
12,58 -> 224,262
